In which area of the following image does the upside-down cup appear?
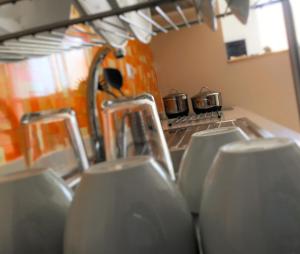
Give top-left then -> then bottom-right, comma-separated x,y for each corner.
64,156 -> 198,254
200,138 -> 300,254
178,127 -> 248,214
0,168 -> 72,254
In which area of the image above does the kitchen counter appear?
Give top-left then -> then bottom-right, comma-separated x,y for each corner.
223,107 -> 300,144
163,106 -> 300,143
163,106 -> 300,173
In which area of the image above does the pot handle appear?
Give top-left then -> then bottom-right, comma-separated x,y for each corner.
200,86 -> 212,95
169,88 -> 181,94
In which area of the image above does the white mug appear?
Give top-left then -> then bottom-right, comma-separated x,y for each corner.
200,138 -> 300,254
64,156 -> 198,254
0,168 -> 72,254
178,127 -> 248,213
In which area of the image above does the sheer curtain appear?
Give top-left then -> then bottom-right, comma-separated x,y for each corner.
256,2 -> 288,52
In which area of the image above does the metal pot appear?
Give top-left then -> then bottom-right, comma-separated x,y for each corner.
163,90 -> 189,119
191,95 -> 210,114
191,87 -> 222,114
206,91 -> 222,111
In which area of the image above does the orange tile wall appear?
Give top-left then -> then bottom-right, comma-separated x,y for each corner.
0,41 -> 163,166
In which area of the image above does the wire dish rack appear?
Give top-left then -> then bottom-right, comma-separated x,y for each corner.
0,0 -> 280,62
163,115 -> 273,150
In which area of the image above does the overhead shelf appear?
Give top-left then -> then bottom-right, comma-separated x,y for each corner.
0,0 -> 281,62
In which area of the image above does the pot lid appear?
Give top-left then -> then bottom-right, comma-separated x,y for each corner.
206,91 -> 220,96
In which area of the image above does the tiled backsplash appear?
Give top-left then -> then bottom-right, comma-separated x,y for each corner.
0,40 -> 162,166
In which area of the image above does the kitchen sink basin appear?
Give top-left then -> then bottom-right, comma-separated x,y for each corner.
164,117 -> 272,173
164,117 -> 272,150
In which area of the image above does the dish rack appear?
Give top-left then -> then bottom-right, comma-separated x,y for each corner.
0,0 -> 281,62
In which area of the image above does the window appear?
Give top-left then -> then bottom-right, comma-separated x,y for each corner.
219,0 -> 291,60
226,40 -> 247,59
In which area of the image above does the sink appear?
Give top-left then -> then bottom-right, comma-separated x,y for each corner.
164,117 -> 272,150
164,117 -> 273,173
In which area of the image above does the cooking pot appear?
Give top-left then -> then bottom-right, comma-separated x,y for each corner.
191,87 -> 222,114
206,91 -> 222,111
163,90 -> 189,119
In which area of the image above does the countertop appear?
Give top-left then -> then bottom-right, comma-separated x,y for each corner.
165,106 -> 300,173
222,107 -> 300,144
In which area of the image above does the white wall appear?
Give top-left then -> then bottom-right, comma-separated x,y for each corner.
150,22 -> 300,131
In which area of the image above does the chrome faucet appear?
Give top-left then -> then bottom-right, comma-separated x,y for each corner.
21,108 -> 90,173
86,46 -> 124,162
86,48 -> 175,180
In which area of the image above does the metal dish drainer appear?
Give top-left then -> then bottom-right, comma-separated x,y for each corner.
0,0 -> 280,62
164,114 -> 273,150
0,0 -> 196,61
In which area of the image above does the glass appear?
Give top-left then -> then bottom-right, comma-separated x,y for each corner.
101,94 -> 175,180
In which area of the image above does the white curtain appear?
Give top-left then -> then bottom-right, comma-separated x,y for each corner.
256,2 -> 288,52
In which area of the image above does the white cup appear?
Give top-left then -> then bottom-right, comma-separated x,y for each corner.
199,138 -> 300,254
0,168 -> 72,254
178,127 -> 248,213
64,156 -> 198,254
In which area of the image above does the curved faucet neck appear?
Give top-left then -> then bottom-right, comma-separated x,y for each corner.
86,46 -> 112,163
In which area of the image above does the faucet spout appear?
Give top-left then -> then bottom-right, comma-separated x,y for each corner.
87,47 -> 111,163
87,46 -> 125,162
